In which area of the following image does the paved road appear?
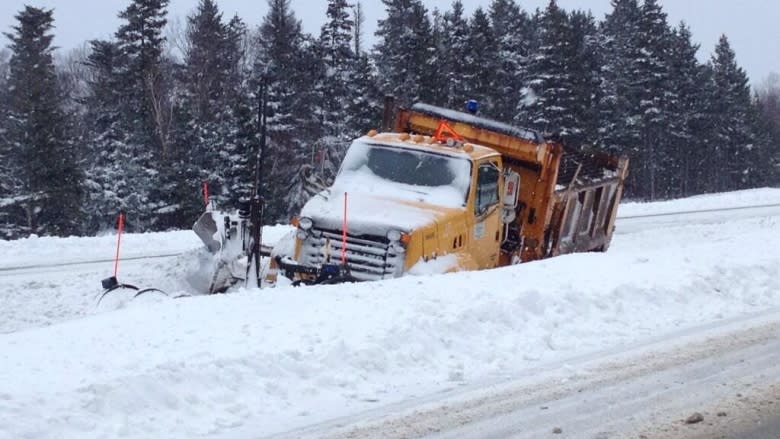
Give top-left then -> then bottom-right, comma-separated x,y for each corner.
281,310 -> 780,439
615,202 -> 780,235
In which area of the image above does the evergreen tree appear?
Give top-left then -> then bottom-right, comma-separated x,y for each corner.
184,0 -> 226,122
315,0 -> 356,182
634,0 -> 673,199
598,0 -> 645,197
689,63 -> 723,194
710,35 -> 755,190
373,0 -> 437,106
0,48 -> 14,237
114,0 -> 171,229
437,1 -> 469,109
220,16 -> 255,208
463,8 -> 497,111
172,0 -> 252,222
520,1 -> 579,140
2,6 -> 83,237
667,23 -> 706,197
346,52 -> 382,134
116,0 -> 171,155
488,0 -> 531,122
755,75 -> 780,182
0,48 -> 8,79
255,0 -> 320,221
746,93 -> 780,187
567,11 -> 601,147
81,40 -> 143,232
345,4 -> 382,135
353,1 -> 365,55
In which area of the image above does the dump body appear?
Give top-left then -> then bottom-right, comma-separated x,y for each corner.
287,103 -> 628,283
395,104 -> 628,264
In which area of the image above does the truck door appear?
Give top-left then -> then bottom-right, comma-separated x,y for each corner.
471,159 -> 502,269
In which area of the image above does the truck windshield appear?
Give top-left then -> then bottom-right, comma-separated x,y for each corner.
335,140 -> 472,208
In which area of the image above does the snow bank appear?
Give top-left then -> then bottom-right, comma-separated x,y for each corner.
0,190 -> 779,438
0,225 -> 293,334
619,187 -> 780,217
0,225 -> 293,270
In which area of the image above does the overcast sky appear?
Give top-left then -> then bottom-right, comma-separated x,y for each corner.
1,0 -> 778,85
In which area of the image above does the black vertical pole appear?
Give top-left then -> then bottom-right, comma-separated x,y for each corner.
247,77 -> 267,289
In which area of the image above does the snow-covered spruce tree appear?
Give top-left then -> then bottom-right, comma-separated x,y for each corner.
254,0 -> 320,221
463,8 -> 497,113
488,0 -> 532,122
313,0 -> 356,183
666,23 -> 707,198
597,0 -> 645,197
345,2 -> 382,136
710,35 -> 757,191
755,76 -> 780,183
183,0 -> 227,122
0,48 -> 8,82
171,0 -> 253,223
81,40 -> 145,232
710,35 -> 777,190
567,10 -> 602,148
633,0 -> 674,200
424,7 -> 447,107
2,6 -> 84,237
346,51 -> 382,134
436,1 -> 469,109
112,0 -> 172,230
746,93 -> 780,187
519,1 -> 580,141
219,16 -> 255,209
373,0 -> 437,106
687,63 -> 725,194
0,47 -> 16,237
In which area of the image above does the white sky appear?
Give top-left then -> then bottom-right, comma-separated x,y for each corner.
1,0 -> 778,85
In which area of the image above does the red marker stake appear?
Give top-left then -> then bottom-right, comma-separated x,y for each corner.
202,182 -> 209,206
113,212 -> 125,278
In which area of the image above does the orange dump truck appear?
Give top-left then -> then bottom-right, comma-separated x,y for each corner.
278,102 -> 629,283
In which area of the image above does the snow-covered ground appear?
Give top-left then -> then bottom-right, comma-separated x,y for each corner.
0,189 -> 779,438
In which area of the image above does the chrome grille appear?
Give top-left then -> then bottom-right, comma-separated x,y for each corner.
299,229 -> 405,281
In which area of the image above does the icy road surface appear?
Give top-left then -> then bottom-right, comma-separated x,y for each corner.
292,309 -> 780,439
0,188 -> 779,438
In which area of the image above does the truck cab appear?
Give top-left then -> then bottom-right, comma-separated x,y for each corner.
292,131 -> 509,281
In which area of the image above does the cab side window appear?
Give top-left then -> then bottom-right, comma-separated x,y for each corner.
475,162 -> 499,215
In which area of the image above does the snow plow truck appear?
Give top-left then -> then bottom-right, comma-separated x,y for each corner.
195,100 -> 629,292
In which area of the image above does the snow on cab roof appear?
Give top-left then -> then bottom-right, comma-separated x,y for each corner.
411,103 -> 543,144
358,132 -> 500,161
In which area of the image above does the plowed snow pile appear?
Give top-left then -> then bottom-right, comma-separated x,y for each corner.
0,189 -> 779,438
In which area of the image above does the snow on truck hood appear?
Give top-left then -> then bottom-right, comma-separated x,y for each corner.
300,190 -> 461,235
299,139 -> 471,235
300,170 -> 468,235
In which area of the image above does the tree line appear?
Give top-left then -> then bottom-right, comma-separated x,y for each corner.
0,0 -> 778,239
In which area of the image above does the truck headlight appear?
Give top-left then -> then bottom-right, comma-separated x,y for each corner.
299,217 -> 314,230
296,229 -> 308,240
387,230 -> 402,242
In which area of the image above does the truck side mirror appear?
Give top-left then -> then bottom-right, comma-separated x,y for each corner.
501,170 -> 521,224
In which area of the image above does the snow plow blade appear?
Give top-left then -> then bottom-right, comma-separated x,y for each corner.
190,209 -> 277,293
193,211 -> 222,253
